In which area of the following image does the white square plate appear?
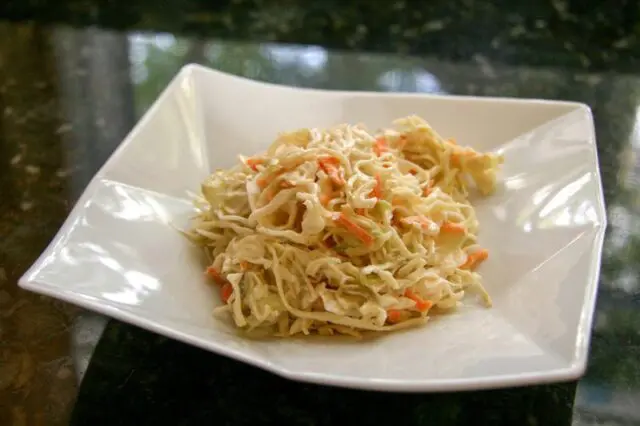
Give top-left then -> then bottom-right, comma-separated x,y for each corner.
20,64 -> 606,392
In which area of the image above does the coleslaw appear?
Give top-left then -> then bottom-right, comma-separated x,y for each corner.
185,115 -> 503,337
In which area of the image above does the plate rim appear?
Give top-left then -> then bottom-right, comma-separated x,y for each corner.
19,275 -> 594,392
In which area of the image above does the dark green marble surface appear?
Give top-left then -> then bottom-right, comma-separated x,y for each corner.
2,0 -> 640,71
0,3 -> 639,425
71,324 -> 577,426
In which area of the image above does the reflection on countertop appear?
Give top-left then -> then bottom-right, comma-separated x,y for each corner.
3,1 -> 640,72
0,19 -> 639,426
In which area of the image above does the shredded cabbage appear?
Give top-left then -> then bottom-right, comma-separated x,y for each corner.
185,115 -> 503,337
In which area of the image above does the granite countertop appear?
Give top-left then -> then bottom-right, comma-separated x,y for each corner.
0,3 -> 639,425
3,0 -> 640,71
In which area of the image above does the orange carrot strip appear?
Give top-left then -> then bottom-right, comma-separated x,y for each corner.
280,180 -> 295,188
355,208 -> 366,216
440,221 -> 466,234
257,167 -> 287,189
333,213 -> 374,246
387,309 -> 404,323
422,179 -> 434,196
404,289 -> 433,312
246,157 -> 264,171
206,267 -> 228,286
257,173 -> 279,189
460,249 -> 489,270
318,157 -> 345,186
220,283 -> 233,303
451,149 -> 474,167
372,174 -> 383,199
373,137 -> 388,157
240,261 -> 250,271
319,193 -> 331,206
415,299 -> 433,312
404,289 -> 417,299
319,156 -> 340,166
328,169 -> 345,186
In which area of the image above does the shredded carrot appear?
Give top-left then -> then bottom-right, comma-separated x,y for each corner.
372,174 -> 383,199
404,289 -> 417,299
422,179 -> 434,196
257,167 -> 287,189
373,137 -> 388,157
256,177 -> 268,188
415,299 -> 433,312
318,157 -> 345,186
333,213 -> 374,246
319,193 -> 331,206
355,208 -> 366,216
246,157 -> 264,172
460,249 -> 489,270
440,221 -> 466,234
206,267 -> 228,286
386,309 -> 404,323
408,168 -> 417,175
280,180 -> 295,188
240,261 -> 249,271
451,149 -> 474,167
220,283 -> 233,303
451,153 -> 461,167
320,156 -> 341,166
328,169 -> 345,186
404,289 -> 434,312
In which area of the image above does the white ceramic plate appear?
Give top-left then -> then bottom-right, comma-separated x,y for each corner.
20,64 -> 606,392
